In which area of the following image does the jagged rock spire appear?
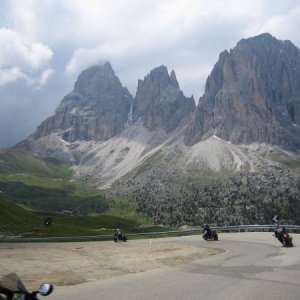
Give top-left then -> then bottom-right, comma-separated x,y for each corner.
133,65 -> 195,132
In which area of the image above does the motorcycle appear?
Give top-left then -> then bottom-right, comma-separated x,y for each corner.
274,226 -> 293,247
0,273 -> 53,300
114,232 -> 127,242
202,229 -> 218,241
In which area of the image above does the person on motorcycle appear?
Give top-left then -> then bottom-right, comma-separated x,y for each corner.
202,224 -> 211,236
274,224 -> 285,244
115,228 -> 122,239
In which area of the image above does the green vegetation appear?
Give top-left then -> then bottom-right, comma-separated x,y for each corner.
0,197 -> 41,235
0,181 -> 109,214
0,197 -> 124,237
105,196 -> 150,224
0,150 -> 161,237
0,197 -> 171,238
0,151 -> 108,214
0,151 -> 71,179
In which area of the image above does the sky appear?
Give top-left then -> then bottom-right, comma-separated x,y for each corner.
1,0 -> 300,148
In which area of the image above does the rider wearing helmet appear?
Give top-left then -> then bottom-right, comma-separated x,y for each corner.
115,228 -> 122,239
202,224 -> 211,236
274,224 -> 284,244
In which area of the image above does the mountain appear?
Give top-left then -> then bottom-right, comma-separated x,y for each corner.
33,62 -> 133,142
7,33 -> 300,226
185,33 -> 300,151
17,63 -> 195,165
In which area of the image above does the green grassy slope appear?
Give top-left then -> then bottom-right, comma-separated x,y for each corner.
0,197 -> 170,238
0,150 -> 158,237
0,150 -> 108,214
0,197 -> 42,235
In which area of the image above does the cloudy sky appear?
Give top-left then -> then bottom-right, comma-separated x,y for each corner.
1,0 -> 300,147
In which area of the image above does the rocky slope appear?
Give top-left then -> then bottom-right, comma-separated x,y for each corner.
185,33 -> 300,151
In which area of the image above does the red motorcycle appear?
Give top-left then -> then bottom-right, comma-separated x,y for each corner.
0,273 -> 53,300
274,226 -> 294,247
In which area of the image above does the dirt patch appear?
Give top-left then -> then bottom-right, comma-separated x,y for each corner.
0,240 -> 219,289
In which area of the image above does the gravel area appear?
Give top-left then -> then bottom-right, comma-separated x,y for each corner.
0,239 -> 219,289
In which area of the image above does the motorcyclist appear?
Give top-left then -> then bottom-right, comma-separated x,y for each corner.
202,224 -> 211,237
274,224 -> 285,244
115,228 -> 123,239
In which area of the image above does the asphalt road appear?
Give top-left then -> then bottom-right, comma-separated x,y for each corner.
48,232 -> 300,300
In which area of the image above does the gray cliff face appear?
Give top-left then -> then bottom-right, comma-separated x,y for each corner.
133,66 -> 195,132
33,62 -> 133,142
185,33 -> 300,151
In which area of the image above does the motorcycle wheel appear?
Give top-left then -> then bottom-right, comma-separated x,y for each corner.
214,234 -> 218,241
283,239 -> 287,247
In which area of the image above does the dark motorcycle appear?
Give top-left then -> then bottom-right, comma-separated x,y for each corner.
274,226 -> 293,247
0,273 -> 53,300
114,232 -> 127,242
202,229 -> 218,241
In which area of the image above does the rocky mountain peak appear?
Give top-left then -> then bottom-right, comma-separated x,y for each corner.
32,62 -> 133,142
74,62 -> 119,96
170,70 -> 179,89
185,33 -> 300,151
133,66 -> 195,132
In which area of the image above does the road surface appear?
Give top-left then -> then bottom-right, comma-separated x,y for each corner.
48,232 -> 300,300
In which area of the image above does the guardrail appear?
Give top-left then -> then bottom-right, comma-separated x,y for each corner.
1,224 -> 299,243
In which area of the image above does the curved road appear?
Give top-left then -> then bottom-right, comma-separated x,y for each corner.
49,232 -> 300,300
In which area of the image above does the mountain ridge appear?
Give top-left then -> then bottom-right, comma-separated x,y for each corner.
15,33 -> 300,183
6,33 -> 300,226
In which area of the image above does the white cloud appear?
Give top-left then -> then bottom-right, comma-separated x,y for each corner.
0,27 -> 53,70
66,47 -> 115,77
7,0 -> 38,40
26,67 -> 55,89
0,67 -> 27,86
0,27 -> 53,86
6,0 -> 300,92
38,68 -> 55,86
259,4 -> 300,46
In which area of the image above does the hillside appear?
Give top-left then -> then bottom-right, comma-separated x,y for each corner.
0,197 -> 154,238
0,150 -> 109,214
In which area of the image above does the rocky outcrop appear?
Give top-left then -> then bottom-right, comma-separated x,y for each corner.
33,62 -> 133,142
185,33 -> 300,151
133,66 -> 195,132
